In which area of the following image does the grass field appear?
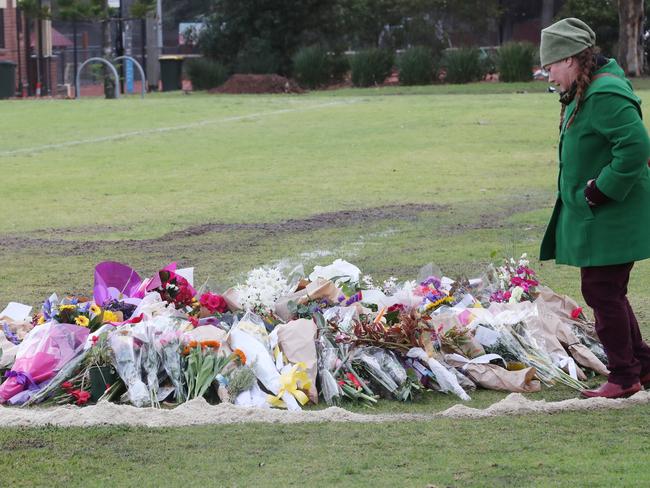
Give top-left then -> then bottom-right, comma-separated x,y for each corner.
2,81 -> 650,486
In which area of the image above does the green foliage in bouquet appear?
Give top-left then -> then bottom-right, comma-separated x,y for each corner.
184,341 -> 246,400
350,49 -> 394,87
225,365 -> 256,401
185,58 -> 228,91
398,46 -> 434,86
497,42 -> 535,83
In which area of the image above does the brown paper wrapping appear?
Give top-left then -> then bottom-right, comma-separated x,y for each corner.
275,318 -> 319,403
446,355 -> 541,392
222,288 -> 243,312
536,286 -> 598,340
534,291 -> 609,376
274,279 -> 342,322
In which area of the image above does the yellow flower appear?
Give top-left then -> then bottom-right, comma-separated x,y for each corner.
90,304 -> 101,315
75,315 -> 90,327
102,310 -> 119,323
59,304 -> 76,312
37,315 -> 46,325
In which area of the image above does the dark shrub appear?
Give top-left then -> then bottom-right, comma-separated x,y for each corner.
329,52 -> 350,83
497,42 -> 535,82
398,46 -> 434,85
235,38 -> 280,74
185,58 -> 228,90
350,49 -> 394,87
442,48 -> 483,84
293,46 -> 331,89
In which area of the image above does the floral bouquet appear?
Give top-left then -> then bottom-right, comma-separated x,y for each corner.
93,261 -> 144,306
183,340 -> 245,400
153,270 -> 197,310
156,324 -> 186,403
488,254 -> 539,304
108,325 -> 149,407
415,277 -> 454,314
0,322 -> 89,404
235,266 -> 292,319
37,295 -> 121,332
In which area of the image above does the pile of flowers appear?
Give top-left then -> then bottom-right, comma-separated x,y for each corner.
0,255 -> 607,410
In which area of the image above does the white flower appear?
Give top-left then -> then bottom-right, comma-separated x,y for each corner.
508,286 -> 525,304
361,274 -> 376,290
235,266 -> 291,314
382,276 -> 398,295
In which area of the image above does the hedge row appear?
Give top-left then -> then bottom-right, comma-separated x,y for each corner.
186,42 -> 537,90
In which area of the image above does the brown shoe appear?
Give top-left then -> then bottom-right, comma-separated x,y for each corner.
581,381 -> 641,399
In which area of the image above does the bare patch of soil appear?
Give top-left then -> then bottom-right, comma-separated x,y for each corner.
211,74 -> 304,94
0,204 -> 446,257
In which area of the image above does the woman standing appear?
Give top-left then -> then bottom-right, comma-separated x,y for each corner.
539,18 -> 650,398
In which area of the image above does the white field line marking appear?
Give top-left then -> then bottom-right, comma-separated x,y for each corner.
0,100 -> 359,157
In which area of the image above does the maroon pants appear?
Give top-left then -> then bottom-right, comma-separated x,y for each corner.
581,262 -> 650,386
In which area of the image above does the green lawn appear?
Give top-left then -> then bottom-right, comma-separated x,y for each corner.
2,82 -> 650,486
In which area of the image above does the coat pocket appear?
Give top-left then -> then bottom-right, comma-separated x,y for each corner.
565,185 -> 595,221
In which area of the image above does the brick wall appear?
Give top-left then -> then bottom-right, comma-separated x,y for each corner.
0,1 -> 27,93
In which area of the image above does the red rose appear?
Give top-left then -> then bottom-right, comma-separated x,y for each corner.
345,372 -> 362,389
70,389 -> 91,405
61,381 -> 73,390
387,304 -> 405,313
571,307 -> 583,320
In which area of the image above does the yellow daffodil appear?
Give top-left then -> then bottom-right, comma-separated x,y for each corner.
102,310 -> 119,323
90,304 -> 101,315
75,315 -> 90,327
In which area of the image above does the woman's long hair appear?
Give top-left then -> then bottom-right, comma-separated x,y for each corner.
560,47 -> 596,132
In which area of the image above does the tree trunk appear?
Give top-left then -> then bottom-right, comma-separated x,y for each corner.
541,0 -> 554,29
618,0 -> 645,77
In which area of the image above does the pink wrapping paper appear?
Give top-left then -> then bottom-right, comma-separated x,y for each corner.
0,323 -> 89,402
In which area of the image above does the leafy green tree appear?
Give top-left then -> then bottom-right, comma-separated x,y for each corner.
57,0 -> 102,86
557,0 -> 619,56
559,0 -> 648,75
199,0 -> 337,74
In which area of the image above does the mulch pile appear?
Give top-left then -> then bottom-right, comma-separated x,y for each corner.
210,74 -> 304,94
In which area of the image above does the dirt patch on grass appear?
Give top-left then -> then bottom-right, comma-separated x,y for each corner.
0,203 -> 446,257
211,74 -> 304,94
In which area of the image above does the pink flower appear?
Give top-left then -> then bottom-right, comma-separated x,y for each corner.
199,292 -> 228,313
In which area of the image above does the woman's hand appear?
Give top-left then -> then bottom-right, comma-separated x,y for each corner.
584,179 -> 611,207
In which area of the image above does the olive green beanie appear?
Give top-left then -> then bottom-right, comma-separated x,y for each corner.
540,18 -> 596,67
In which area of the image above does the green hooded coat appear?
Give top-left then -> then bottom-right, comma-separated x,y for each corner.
540,59 -> 650,267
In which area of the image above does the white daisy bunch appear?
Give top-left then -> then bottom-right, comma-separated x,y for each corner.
235,266 -> 292,315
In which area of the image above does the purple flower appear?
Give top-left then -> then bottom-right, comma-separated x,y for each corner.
2,323 -> 20,345
420,276 -> 442,288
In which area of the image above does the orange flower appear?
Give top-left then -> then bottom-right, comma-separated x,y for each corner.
182,340 -> 200,355
201,340 -> 221,349
233,348 -> 246,365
